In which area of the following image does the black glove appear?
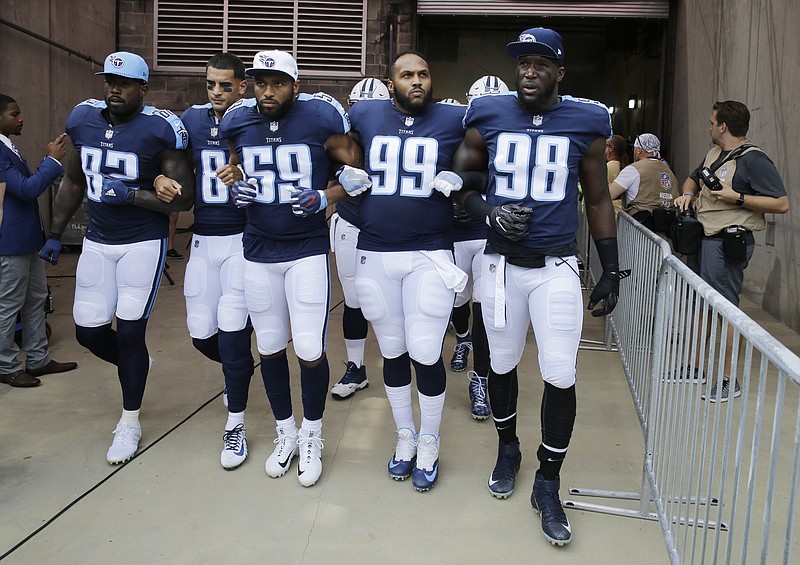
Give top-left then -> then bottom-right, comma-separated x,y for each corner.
587,237 -> 631,317
453,202 -> 472,225
488,203 -> 533,241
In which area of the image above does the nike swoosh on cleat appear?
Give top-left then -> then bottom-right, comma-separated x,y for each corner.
235,445 -> 245,456
424,469 -> 438,482
278,457 -> 292,468
488,478 -> 500,487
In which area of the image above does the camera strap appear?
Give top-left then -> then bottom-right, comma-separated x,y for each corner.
710,143 -> 757,172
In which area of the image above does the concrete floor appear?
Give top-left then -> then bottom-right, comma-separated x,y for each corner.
2,233 -> 682,564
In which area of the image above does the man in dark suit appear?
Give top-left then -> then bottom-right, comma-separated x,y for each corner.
0,94 -> 77,387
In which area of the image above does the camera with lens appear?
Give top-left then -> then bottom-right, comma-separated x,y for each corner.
699,167 -> 723,191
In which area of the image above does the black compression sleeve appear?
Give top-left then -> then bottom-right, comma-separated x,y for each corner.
462,191 -> 492,220
594,237 -> 620,271
459,171 -> 488,193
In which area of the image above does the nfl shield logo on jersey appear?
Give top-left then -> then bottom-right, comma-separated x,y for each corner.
489,263 -> 496,273
105,129 -> 114,139
532,115 -> 543,126
210,127 -> 218,137
404,116 -> 414,127
270,121 -> 279,132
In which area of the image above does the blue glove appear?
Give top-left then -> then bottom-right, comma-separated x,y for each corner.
335,165 -> 372,196
39,234 -> 62,265
231,178 -> 258,208
290,188 -> 328,216
100,178 -> 137,205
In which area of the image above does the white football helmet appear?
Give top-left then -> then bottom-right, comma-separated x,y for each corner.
348,78 -> 390,106
466,75 -> 509,102
439,98 -> 462,105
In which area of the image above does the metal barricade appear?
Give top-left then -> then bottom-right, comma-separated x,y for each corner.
567,215 -> 800,564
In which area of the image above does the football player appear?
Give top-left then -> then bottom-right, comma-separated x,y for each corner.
156,53 -> 255,471
42,52 -> 195,464
328,77 -> 390,401
348,52 -> 469,492
220,50 -> 365,487
448,75 -> 511,420
465,75 -> 509,103
439,28 -> 623,545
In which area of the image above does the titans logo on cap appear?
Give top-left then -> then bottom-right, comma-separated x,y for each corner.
259,54 -> 276,68
110,55 -> 125,68
519,33 -> 536,43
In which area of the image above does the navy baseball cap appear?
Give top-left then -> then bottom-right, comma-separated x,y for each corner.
96,52 -> 149,82
506,28 -> 564,65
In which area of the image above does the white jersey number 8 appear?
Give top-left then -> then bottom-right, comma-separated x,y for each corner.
494,133 -> 570,202
82,147 -> 139,202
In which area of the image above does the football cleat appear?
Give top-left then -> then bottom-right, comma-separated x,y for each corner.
296,427 -> 324,487
388,428 -> 417,481
450,334 -> 472,372
412,434 -> 440,492
220,423 -> 247,470
331,362 -> 369,400
106,422 -> 141,465
488,440 -> 522,498
468,371 -> 491,419
265,424 -> 298,478
531,473 -> 572,546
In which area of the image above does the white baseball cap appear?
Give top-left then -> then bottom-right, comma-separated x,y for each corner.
96,51 -> 149,82
246,50 -> 299,80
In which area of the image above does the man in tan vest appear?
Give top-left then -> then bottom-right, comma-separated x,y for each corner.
609,133 -> 678,229
673,100 -> 788,402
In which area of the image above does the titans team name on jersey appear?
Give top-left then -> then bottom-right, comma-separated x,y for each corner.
66,99 -> 188,244
466,93 -> 611,248
181,104 -> 246,236
220,94 -> 349,263
349,99 -> 467,252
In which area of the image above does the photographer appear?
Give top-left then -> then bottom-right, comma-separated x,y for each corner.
673,100 -> 788,402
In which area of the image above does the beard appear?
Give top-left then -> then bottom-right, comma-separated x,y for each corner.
393,87 -> 433,114
257,96 -> 294,120
516,78 -> 557,115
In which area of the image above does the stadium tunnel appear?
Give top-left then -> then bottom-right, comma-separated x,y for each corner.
415,0 -> 673,154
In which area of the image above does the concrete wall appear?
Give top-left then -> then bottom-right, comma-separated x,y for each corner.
0,0 -> 116,226
670,0 -> 800,329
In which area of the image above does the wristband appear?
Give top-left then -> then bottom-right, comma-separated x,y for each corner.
461,191 -> 492,219
682,192 -> 696,197
48,232 -> 62,241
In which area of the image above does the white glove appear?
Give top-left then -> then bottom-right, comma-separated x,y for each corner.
336,165 -> 372,196
430,170 -> 463,197
231,178 -> 258,208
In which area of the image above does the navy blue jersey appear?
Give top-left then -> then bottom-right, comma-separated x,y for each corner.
181,104 -> 246,236
334,193 -> 363,228
66,99 -> 188,244
349,99 -> 466,251
466,93 -> 611,248
220,93 -> 349,263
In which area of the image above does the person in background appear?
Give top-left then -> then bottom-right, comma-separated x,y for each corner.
605,134 -> 629,215
328,77 -> 390,401
0,94 -> 77,388
609,133 -> 678,230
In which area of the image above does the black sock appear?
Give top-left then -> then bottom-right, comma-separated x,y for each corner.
115,318 -> 150,411
218,327 -> 255,413
471,302 -> 489,377
192,334 -> 222,363
412,357 -> 446,397
537,382 -> 577,480
75,323 -> 119,365
452,302 -> 471,335
260,351 -> 292,421
489,367 -> 518,443
383,352 -> 411,388
343,305 -> 368,340
300,355 -> 329,421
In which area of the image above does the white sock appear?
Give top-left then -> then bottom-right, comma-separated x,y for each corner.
418,391 -> 445,437
226,411 -> 245,430
384,383 -> 415,432
119,409 -> 140,426
344,338 -> 366,367
301,417 -> 322,435
276,415 -> 297,433
456,331 -> 470,340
